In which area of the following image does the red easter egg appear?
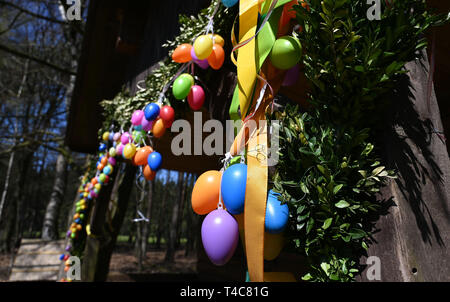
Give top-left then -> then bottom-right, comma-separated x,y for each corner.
187,85 -> 205,111
159,105 -> 175,128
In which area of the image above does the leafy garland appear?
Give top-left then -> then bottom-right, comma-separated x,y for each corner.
99,1 -> 236,135
272,0 -> 448,281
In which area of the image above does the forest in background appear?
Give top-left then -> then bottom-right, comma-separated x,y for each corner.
0,0 -> 199,271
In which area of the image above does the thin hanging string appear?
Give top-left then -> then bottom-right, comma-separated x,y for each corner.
133,166 -> 150,223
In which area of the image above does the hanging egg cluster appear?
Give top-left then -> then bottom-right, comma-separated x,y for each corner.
191,170 -> 239,266
190,160 -> 290,266
171,34 -> 226,111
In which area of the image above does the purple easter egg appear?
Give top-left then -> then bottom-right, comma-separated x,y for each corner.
141,115 -> 154,131
282,64 -> 300,87
191,47 -> 209,69
131,110 -> 144,126
65,245 -> 72,252
66,230 -> 71,237
116,143 -> 124,156
108,157 -> 116,166
201,209 -> 239,266
121,132 -> 132,144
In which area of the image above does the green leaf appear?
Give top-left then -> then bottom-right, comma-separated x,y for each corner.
335,200 -> 350,208
302,273 -> 313,281
306,218 -> 315,234
333,184 -> 343,195
320,262 -> 330,276
322,218 -> 333,230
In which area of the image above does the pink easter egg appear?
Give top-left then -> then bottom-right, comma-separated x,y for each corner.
113,132 -> 121,141
187,85 -> 205,110
116,143 -> 124,156
131,110 -> 144,126
121,132 -> 132,144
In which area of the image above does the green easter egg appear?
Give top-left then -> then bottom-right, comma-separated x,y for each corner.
173,74 -> 194,100
270,36 -> 302,70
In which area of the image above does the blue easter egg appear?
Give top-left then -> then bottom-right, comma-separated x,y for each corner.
75,218 -> 81,224
147,151 -> 162,171
99,143 -> 107,152
103,165 -> 111,175
144,103 -> 160,121
265,190 -> 289,234
59,254 -> 65,261
221,163 -> 247,215
222,0 -> 238,7
134,125 -> 143,131
108,132 -> 114,141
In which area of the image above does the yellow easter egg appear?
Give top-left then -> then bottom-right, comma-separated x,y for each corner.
209,34 -> 225,47
193,35 -> 213,60
102,132 -> 110,141
123,143 -> 136,159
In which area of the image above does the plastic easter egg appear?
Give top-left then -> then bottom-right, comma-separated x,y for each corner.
172,43 -> 192,63
109,147 -> 116,157
79,214 -> 84,220
265,190 -> 289,234
159,105 -> 175,128
123,143 -> 136,159
144,103 -> 160,121
121,132 -> 132,145
97,163 -> 104,171
221,0 -> 238,8
221,163 -> 247,215
179,73 -> 195,86
151,118 -> 166,138
191,170 -> 221,215
108,132 -> 114,141
194,35 -> 213,60
132,130 -> 144,144
141,115 -> 154,131
65,245 -> 72,252
103,164 -> 113,175
91,177 -> 98,185
113,132 -> 121,141
264,232 -> 285,261
94,183 -> 101,190
108,157 -> 116,166
143,165 -> 156,181
209,34 -> 225,47
134,125 -> 143,131
102,132 -> 110,141
173,74 -> 193,100
282,64 -> 300,86
116,143 -> 124,156
187,85 -> 205,110
201,209 -> 239,266
190,47 -> 209,69
99,143 -> 107,152
147,151 -> 162,171
134,146 -> 153,166
270,36 -> 302,70
59,254 -> 65,261
207,44 -> 225,70
100,157 -> 108,166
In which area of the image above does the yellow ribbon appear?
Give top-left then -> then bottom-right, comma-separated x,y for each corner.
237,0 -> 259,118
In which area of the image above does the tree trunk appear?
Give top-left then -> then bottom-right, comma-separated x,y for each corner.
175,173 -> 190,249
41,153 -> 68,240
0,151 -> 15,224
165,172 -> 185,262
81,162 -> 137,281
141,180 -> 153,255
135,180 -> 146,272
185,174 -> 198,257
156,173 -> 170,249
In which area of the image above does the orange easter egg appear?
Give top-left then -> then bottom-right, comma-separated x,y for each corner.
100,157 -> 108,166
191,170 -> 222,215
134,146 -> 154,166
152,118 -> 166,138
207,44 -> 225,70
97,163 -> 104,171
143,165 -> 156,181
172,44 -> 192,63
